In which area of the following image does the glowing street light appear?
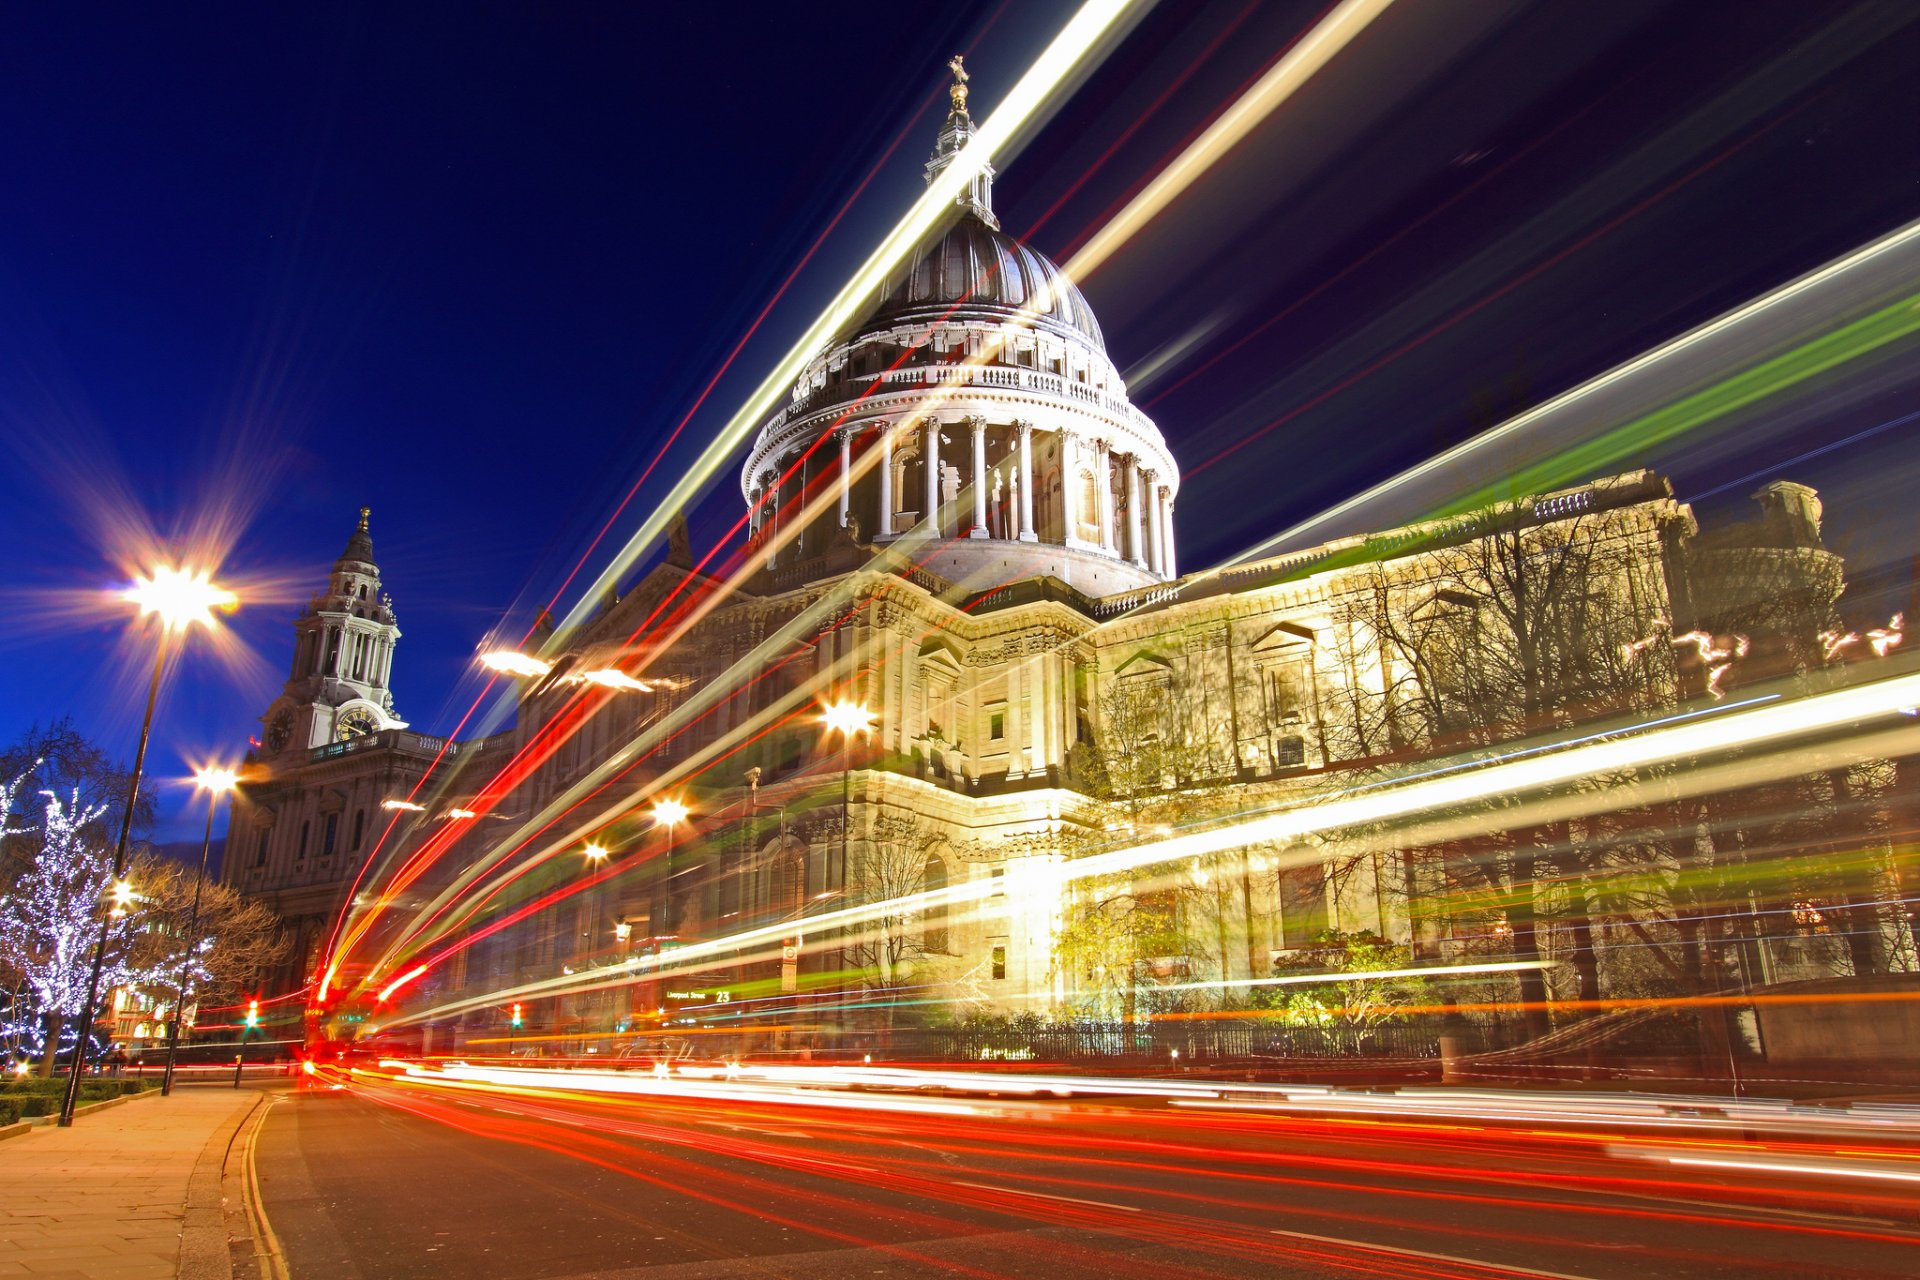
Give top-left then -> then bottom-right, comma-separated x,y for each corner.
652,797 -> 690,831
821,700 -> 875,739
479,650 -> 552,679
123,566 -> 238,634
163,762 -> 239,1095
63,562 -> 235,1127
445,808 -> 478,821
583,841 -> 609,862
381,798 -> 427,812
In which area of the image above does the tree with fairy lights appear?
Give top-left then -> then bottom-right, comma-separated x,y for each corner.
2,737 -> 286,1076
0,772 -> 165,1075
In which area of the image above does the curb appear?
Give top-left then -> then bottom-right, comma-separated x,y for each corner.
0,1086 -> 158,1137
179,1091 -> 271,1280
225,1093 -> 290,1280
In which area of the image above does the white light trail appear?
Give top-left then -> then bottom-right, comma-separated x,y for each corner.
378,665 -> 1920,1029
545,0 -> 1150,646
1069,0 -> 1396,282
1214,215 -> 1920,574
1152,958 -> 1545,996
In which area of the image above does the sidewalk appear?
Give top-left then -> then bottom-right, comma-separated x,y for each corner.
0,1084 -> 269,1280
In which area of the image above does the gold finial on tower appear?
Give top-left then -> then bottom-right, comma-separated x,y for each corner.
358,506 -> 370,532
947,54 -> 969,114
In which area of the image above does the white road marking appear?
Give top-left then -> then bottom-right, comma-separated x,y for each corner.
1269,1227 -> 1603,1280
950,1180 -> 1142,1213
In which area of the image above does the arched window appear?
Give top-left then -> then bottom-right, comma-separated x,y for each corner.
892,443 -> 922,525
920,854 -> 949,954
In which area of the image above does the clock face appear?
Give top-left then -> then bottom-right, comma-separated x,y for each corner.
336,707 -> 380,741
266,709 -> 294,753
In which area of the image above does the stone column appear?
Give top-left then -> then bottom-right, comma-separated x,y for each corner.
1016,421 -> 1037,542
1152,485 -> 1167,575
1096,440 -> 1117,553
767,467 -> 782,562
1144,469 -> 1164,576
878,426 -> 895,538
1060,430 -> 1082,547
1124,455 -> 1145,567
969,417 -> 989,539
837,427 -> 852,528
922,418 -> 941,535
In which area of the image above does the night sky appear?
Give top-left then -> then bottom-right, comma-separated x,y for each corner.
3,1 -> 1918,843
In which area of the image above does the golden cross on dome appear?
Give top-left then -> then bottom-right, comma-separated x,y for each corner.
358,506 -> 370,532
947,54 -> 969,114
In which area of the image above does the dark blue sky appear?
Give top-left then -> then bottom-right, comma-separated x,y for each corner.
4,1 -> 1918,843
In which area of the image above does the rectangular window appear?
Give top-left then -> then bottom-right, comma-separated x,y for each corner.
322,813 -> 338,856
991,867 -> 1005,899
297,820 -> 310,861
990,944 -> 1007,981
989,710 -> 1005,742
254,829 -> 270,867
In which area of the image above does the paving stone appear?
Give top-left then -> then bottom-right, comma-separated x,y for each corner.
0,1087 -> 266,1280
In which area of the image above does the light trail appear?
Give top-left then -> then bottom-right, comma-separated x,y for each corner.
339,1056 -> 1920,1260
1064,0 -> 1396,284
541,0 -> 1150,645
325,8 -> 1918,1041
1210,213 -> 1920,574
375,660 -> 1920,1029
327,0 -> 1418,1003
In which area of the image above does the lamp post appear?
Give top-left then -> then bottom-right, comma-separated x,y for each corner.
820,702 -> 872,1027
650,799 -> 689,1022
820,702 -> 873,895
160,765 -> 240,1096
653,799 -> 689,931
581,841 -> 609,1053
60,564 -> 235,1127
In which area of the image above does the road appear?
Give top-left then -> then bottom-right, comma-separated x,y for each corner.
252,1065 -> 1920,1279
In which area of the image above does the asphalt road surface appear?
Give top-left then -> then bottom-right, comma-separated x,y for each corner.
252,1073 -> 1920,1279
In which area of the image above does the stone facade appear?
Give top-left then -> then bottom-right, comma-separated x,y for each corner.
232,75 -> 1874,1042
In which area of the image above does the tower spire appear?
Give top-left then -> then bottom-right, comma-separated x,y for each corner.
925,54 -> 996,227
340,505 -> 376,566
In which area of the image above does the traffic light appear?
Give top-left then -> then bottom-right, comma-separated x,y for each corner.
510,1003 -> 522,1028
245,999 -> 260,1029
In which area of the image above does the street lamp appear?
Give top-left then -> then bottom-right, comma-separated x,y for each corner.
160,765 -> 240,1096
479,650 -> 552,678
820,701 -> 872,897
60,563 -> 235,1127
581,841 -> 610,954
820,702 -> 871,1023
648,799 -> 691,1018
578,841 -> 614,1053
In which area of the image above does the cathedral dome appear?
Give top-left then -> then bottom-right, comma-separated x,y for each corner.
862,214 -> 1103,349
738,59 -> 1181,598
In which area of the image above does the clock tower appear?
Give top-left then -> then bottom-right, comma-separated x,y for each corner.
261,507 -> 406,755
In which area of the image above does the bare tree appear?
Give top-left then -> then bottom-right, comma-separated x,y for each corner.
845,814 -> 949,1014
